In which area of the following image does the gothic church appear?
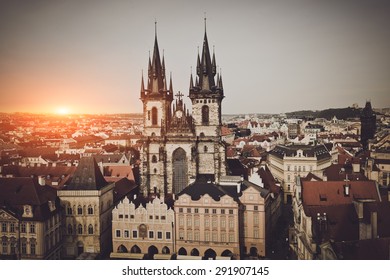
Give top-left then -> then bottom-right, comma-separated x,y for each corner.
139,23 -> 227,195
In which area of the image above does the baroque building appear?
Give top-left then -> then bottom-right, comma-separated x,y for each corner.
139,23 -> 226,196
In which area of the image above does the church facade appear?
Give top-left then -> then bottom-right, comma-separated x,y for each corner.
139,24 -> 227,196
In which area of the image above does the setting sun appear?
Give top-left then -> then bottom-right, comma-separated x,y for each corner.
55,107 -> 70,115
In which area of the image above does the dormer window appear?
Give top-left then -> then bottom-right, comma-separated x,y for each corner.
48,201 -> 56,212
23,205 -> 33,218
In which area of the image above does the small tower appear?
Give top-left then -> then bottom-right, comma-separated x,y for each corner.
360,101 -> 376,150
140,22 -> 173,137
189,18 -> 224,138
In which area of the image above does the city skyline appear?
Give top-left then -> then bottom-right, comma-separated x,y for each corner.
1,0 -> 389,115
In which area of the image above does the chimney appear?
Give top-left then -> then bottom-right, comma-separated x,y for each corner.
371,211 -> 378,239
344,183 -> 350,196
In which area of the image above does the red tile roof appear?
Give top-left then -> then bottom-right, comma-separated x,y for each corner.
302,180 -> 380,206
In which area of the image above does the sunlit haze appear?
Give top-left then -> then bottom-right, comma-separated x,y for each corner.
0,0 -> 389,114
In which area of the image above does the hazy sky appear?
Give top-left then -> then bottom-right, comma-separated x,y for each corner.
0,0 -> 389,114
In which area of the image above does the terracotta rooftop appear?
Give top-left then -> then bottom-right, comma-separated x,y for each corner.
302,180 -> 380,206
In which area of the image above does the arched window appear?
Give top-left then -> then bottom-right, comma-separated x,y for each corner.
152,107 -> 158,125
67,224 -> 73,235
77,205 -> 82,215
77,224 -> 83,235
172,148 -> 188,194
88,205 -> 93,215
152,155 -> 157,163
88,224 -> 93,235
202,105 -> 209,125
162,246 -> 170,254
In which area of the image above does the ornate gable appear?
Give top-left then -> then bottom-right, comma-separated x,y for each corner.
0,209 -> 18,221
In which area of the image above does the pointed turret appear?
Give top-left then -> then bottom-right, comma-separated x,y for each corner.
140,72 -> 145,98
190,72 -> 194,89
212,47 -> 216,75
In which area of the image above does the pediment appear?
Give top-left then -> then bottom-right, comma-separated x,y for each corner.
0,209 -> 18,221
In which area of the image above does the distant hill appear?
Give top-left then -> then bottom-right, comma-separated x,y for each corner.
286,107 -> 362,120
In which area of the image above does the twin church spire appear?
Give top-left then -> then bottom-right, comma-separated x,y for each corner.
141,19 -> 223,101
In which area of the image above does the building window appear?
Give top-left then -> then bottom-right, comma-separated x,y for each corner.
152,155 -> 157,163
188,232 -> 192,240
287,165 -> 290,171
116,230 -> 121,238
194,208 -> 199,213
149,215 -> 153,220
221,218 -> 226,228
157,231 -> 162,239
204,146 -> 208,153
254,214 -> 259,226
212,232 -> 217,242
202,105 -> 209,125
205,209 -> 209,214
21,242 -> 27,254
172,148 -> 188,194
205,232 -> 210,242
212,218 -> 217,228
2,223 -> 7,232
155,215 -> 159,220
10,242 -> 16,254
179,217 -> 184,227
30,223 -> 35,234
229,209 -> 233,215
229,233 -> 234,242
88,205 -> 93,215
67,224 -> 73,234
221,209 -> 225,214
67,206 -> 72,215
151,107 -> 158,125
88,224 -> 94,235
21,223 -> 26,233
179,231 -> 184,240
149,231 -> 154,239
205,218 -> 210,228
194,231 -> 200,241
194,218 -> 200,227
221,233 -> 226,242
130,215 -> 134,219
187,208 -> 191,213
30,243 -> 36,255
229,219 -> 234,229
77,224 -> 83,235
254,229 -> 259,238
132,230 -> 138,238
179,208 -> 183,213
254,206 -> 258,211
166,232 -> 171,240
187,217 -> 192,227
212,209 -> 217,214
124,230 -> 129,238
2,242 -> 7,254
10,223 -> 15,233
77,205 -> 82,215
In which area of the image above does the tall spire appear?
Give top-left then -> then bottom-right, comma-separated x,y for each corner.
147,21 -> 165,94
197,19 -> 215,91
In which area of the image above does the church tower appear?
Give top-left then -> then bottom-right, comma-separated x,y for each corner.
139,21 -> 227,197
189,20 -> 226,181
189,20 -> 224,138
140,23 -> 173,137
360,101 -> 376,150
